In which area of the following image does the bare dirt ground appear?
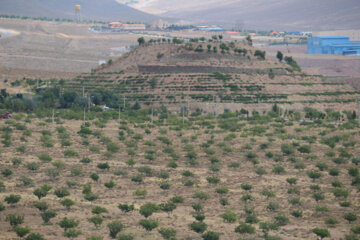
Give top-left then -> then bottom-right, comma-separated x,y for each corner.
0,116 -> 359,240
0,19 -> 140,80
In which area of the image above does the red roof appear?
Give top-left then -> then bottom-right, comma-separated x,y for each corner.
109,22 -> 122,25
270,31 -> 280,35
226,31 -> 240,34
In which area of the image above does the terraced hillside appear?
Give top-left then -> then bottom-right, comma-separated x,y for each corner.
64,42 -> 360,113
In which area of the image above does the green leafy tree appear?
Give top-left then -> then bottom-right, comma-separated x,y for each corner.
0,202 -> 5,212
59,218 -> 78,232
254,50 -> 266,60
107,221 -> 124,238
64,229 -> 82,238
276,51 -> 283,62
139,203 -> 160,218
92,206 -> 108,215
159,202 -> 176,216
89,215 -> 103,229
6,214 -> 24,227
137,37 -> 145,45
259,222 -> 279,237
60,198 -> 75,210
33,185 -> 52,200
90,173 -> 99,182
5,194 -> 21,205
235,222 -> 255,236
118,204 -> 135,213
33,201 -> 48,212
202,231 -> 220,240
246,35 -> 253,46
25,233 -> 47,240
158,228 -> 176,240
40,210 -> 57,224
117,234 -> 134,240
54,188 -> 70,198
189,221 -> 207,233
14,226 -> 30,238
312,228 -> 330,239
220,209 -> 237,223
139,219 -> 158,232
344,213 -> 357,223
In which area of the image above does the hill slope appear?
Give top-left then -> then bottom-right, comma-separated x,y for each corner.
0,0 -> 160,22
118,0 -> 360,30
63,42 -> 360,114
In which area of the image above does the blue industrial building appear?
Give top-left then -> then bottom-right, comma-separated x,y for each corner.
197,27 -> 224,32
308,36 -> 360,56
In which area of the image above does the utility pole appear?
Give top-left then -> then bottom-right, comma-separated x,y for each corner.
83,108 -> 86,122
358,100 -> 360,123
123,97 -> 126,110
52,109 -> 55,128
187,85 -> 190,117
213,95 -> 217,119
151,107 -> 154,124
82,86 -> 85,97
182,106 -> 185,124
88,94 -> 90,112
118,105 -> 121,123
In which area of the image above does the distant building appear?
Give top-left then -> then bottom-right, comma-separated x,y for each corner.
150,19 -> 169,30
108,22 -> 146,31
226,31 -> 240,35
308,36 -> 360,56
197,26 -> 224,32
270,31 -> 281,36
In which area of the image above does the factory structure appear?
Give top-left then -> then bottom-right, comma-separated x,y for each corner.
108,22 -> 146,31
308,36 -> 360,56
197,26 -> 225,32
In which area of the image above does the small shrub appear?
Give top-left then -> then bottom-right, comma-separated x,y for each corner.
117,234 -> 134,240
189,221 -> 207,233
139,203 -> 160,218
235,222 -> 255,235
26,162 -> 40,171
5,194 -> 21,205
272,165 -> 285,174
25,233 -> 46,240
325,217 -> 339,226
89,215 -> 103,228
158,228 -> 176,240
118,204 -> 134,213
60,198 -> 75,210
92,206 -> 108,215
291,210 -> 302,218
6,214 -> 24,227
41,210 -> 57,224
202,231 -> 220,240
14,226 -> 30,238
54,188 -> 70,198
33,201 -> 49,211
220,209 -> 237,223
312,228 -> 330,239
139,219 -> 158,231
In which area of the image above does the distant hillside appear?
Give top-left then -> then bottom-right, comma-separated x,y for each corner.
119,0 -> 360,30
0,0 -> 160,22
62,42 -> 360,113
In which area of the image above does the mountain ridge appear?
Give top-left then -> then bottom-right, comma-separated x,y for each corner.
0,0 -> 160,22
118,0 -> 360,30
